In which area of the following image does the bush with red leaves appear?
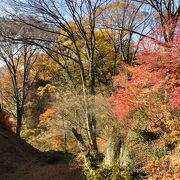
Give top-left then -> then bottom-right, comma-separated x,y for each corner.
110,43 -> 180,121
0,111 -> 13,131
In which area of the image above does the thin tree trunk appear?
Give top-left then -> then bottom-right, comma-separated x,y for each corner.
87,113 -> 98,153
72,127 -> 87,152
16,109 -> 23,137
113,48 -> 118,76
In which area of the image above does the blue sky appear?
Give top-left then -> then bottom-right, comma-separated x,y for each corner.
0,0 -> 179,67
0,61 -> 5,68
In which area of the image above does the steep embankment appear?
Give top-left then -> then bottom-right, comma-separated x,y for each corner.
0,126 -> 81,180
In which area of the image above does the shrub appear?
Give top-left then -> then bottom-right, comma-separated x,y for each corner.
0,111 -> 13,131
143,160 -> 180,179
82,159 -> 130,180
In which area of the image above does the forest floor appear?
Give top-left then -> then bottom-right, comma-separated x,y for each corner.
0,126 -> 82,180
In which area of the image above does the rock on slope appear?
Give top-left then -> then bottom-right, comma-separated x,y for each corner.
0,126 -> 81,180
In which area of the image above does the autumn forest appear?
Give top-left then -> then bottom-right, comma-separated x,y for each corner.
0,0 -> 179,179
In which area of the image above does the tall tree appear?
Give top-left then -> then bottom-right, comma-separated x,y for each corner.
134,0 -> 180,42
0,20 -> 40,136
98,0 -> 151,65
7,0 -> 109,155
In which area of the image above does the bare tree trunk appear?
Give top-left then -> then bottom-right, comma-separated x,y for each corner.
87,114 -> 98,153
113,48 -> 119,76
16,109 -> 23,137
105,136 -> 122,165
105,135 -> 128,167
89,60 -> 95,96
72,127 -> 87,152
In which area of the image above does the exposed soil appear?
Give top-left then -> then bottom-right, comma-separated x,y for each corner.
0,126 -> 82,180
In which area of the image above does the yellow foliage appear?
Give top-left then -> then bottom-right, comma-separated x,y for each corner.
37,84 -> 56,96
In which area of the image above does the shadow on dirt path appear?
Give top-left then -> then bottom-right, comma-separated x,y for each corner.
0,126 -> 82,180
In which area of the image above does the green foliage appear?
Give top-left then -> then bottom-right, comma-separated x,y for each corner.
132,128 -> 161,143
153,147 -> 168,159
21,125 -> 52,151
84,161 -> 130,180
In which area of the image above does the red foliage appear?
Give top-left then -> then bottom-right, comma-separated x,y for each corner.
169,87 -> 180,109
111,88 -> 135,119
0,111 -> 14,131
110,40 -> 180,120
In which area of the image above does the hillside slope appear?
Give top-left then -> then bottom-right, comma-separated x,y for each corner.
0,126 -> 82,180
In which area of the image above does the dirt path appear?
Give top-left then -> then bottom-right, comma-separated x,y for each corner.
0,126 -> 82,180
1,160 -> 81,180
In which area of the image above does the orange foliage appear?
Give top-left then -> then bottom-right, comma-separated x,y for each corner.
39,107 -> 58,124
51,135 -> 64,151
143,160 -> 180,180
